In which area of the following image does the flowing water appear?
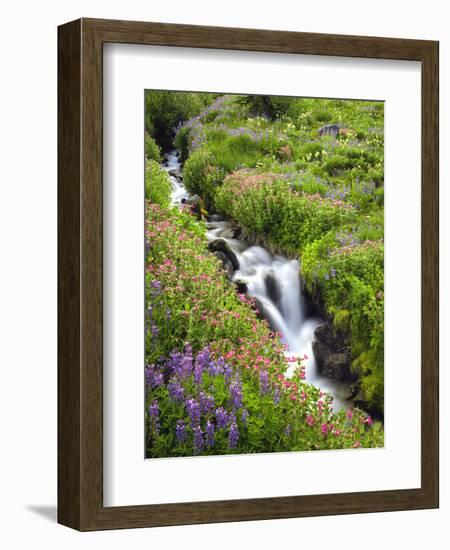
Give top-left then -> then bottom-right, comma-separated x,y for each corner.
164,151 -> 351,411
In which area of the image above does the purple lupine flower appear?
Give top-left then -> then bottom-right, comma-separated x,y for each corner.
148,400 -> 159,419
284,424 -> 292,437
150,279 -> 162,298
223,363 -> 233,382
205,420 -> 215,448
145,363 -> 154,387
175,420 -> 186,443
194,347 -> 211,383
209,356 -> 225,376
259,370 -> 270,395
169,344 -> 193,379
241,409 -> 249,426
228,422 -> 239,449
186,399 -> 201,428
324,273 -> 330,281
153,371 -> 164,388
229,379 -> 243,410
168,379 -> 184,403
148,401 -> 160,434
215,407 -> 229,429
145,363 -> 163,389
330,268 -> 336,278
199,391 -> 215,415
273,387 -> 280,405
151,323 -> 159,338
193,426 -> 204,453
180,343 -> 193,378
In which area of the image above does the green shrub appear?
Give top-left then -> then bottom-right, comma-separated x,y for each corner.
145,160 -> 172,206
145,91 -> 215,151
145,133 -> 161,162
145,204 -> 383,456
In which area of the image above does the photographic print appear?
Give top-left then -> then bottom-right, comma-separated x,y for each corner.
144,91 -> 385,459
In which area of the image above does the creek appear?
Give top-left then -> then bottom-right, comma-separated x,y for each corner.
164,150 -> 351,411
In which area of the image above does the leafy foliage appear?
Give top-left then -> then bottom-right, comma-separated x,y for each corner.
145,160 -> 171,207
145,204 -> 383,456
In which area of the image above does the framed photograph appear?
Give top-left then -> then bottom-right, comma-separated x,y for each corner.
58,18 -> 439,530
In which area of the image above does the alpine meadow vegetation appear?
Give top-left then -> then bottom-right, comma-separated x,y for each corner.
144,91 -> 385,458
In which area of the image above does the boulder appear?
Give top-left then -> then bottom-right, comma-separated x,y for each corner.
208,239 -> 240,272
312,321 -> 355,382
234,279 -> 248,295
318,124 -> 340,137
314,321 -> 347,352
168,168 -> 183,181
314,322 -> 336,349
312,341 -> 354,382
217,226 -> 237,240
264,271 -> 281,305
212,252 -> 234,280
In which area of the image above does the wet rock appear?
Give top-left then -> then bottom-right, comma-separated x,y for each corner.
207,213 -> 223,222
312,342 -> 353,381
213,252 -> 235,280
208,239 -> 240,271
234,279 -> 248,295
168,168 -> 183,181
318,124 -> 341,137
264,271 -> 281,305
346,383 -> 360,400
312,321 -> 354,382
314,323 -> 337,350
217,226 -> 237,240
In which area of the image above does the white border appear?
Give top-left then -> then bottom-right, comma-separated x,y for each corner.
103,44 -> 421,507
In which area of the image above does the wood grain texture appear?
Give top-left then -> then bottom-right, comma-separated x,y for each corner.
57,19 -> 82,530
57,18 -> 439,531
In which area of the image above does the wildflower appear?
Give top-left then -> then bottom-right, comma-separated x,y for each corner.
229,379 -> 243,410
223,363 -> 233,382
175,420 -> 186,443
228,422 -> 239,449
306,415 -> 314,426
273,387 -> 280,405
168,379 -> 184,403
205,420 -> 215,447
241,409 -> 249,425
215,407 -> 229,429
186,399 -> 201,428
284,424 -> 292,437
193,426 -> 204,453
347,408 -> 354,420
199,391 -> 215,415
148,401 -> 160,434
321,423 -> 328,436
145,363 -> 160,388
259,370 -> 270,395
364,415 -> 374,426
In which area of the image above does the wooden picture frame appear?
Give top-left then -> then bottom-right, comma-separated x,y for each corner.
58,17 -> 439,531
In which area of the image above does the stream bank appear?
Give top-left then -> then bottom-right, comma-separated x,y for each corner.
164,150 -> 355,412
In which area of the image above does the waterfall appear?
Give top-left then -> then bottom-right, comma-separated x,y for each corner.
165,150 -> 351,410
